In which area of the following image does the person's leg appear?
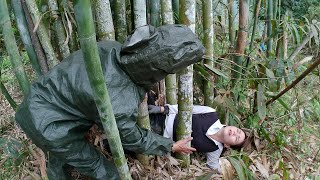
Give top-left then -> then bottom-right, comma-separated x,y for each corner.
47,155 -> 67,180
42,120 -> 120,180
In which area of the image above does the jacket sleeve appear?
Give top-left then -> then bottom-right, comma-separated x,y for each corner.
115,112 -> 174,156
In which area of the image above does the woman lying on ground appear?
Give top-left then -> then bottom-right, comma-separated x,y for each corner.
148,103 -> 246,173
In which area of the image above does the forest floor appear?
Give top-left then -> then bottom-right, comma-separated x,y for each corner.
0,61 -> 319,180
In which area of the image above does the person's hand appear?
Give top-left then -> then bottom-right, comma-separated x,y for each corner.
172,137 -> 196,154
148,105 -> 163,114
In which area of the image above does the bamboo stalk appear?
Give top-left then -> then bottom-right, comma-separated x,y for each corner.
150,0 -> 161,27
113,0 -> 128,43
73,1 -> 131,179
125,0 -> 133,33
1,0 -> 30,96
161,0 -> 177,104
11,0 -> 42,76
266,0 -> 273,57
133,0 -> 147,27
21,0 -> 49,74
95,0 -> 115,41
48,0 -> 70,59
172,0 -> 179,23
203,0 -> 215,108
25,0 -> 59,68
176,0 -> 196,167
232,0 -> 249,83
136,95 -> 151,165
228,0 -> 235,48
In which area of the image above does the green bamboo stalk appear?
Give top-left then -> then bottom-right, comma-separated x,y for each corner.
161,0 -> 177,104
48,0 -> 70,59
232,0 -> 249,84
0,82 -> 17,110
11,0 -> 42,76
150,0 -> 161,27
202,0 -> 214,108
125,0 -> 133,33
273,0 -> 278,22
132,0 -> 150,166
172,0 -> 179,23
249,0 -> 262,51
283,10 -> 288,59
228,0 -> 235,48
95,0 -> 115,41
1,0 -> 30,97
113,0 -> 128,43
266,0 -> 273,57
21,0 -> 49,74
177,0 -> 196,167
133,0 -> 147,27
25,0 -> 59,68
73,1 -> 131,179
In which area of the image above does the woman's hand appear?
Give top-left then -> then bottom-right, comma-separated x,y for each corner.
172,137 -> 196,154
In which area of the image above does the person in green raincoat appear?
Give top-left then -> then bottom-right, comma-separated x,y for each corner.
15,24 -> 205,179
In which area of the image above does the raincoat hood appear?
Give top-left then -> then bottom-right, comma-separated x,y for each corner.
119,24 -> 205,88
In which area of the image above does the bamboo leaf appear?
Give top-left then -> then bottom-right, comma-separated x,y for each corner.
311,24 -> 319,47
291,24 -> 300,45
276,98 -> 290,111
227,157 -> 246,180
194,64 -> 211,81
257,84 -> 266,120
203,64 -> 229,79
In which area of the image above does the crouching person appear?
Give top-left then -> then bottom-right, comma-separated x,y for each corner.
15,24 -> 205,179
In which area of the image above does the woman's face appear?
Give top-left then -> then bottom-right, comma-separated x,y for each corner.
222,126 -> 245,146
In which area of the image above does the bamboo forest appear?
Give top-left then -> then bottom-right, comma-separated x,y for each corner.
0,0 -> 320,179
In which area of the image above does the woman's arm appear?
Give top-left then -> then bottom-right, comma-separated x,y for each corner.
206,149 -> 223,173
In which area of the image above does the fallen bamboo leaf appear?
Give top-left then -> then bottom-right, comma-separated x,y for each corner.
220,157 -> 235,180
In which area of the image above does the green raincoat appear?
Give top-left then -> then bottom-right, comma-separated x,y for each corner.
15,24 -> 205,179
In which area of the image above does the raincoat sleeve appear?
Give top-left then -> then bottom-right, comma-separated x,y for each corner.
115,113 -> 174,156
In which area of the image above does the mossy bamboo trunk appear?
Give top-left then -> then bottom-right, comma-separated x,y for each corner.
95,0 -> 115,41
113,0 -> 128,43
48,0 -> 70,59
266,0 -> 273,57
202,0 -> 214,108
11,0 -> 42,76
132,0 -> 150,165
176,0 -> 196,167
125,0 -> 133,33
161,0 -> 177,104
232,0 -> 249,84
73,1 -> 131,179
150,0 -> 160,27
1,0 -> 30,97
25,0 -> 59,68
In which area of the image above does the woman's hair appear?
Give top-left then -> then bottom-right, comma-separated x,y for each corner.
229,128 -> 251,151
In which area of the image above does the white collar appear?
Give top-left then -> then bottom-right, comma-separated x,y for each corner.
206,120 -> 225,150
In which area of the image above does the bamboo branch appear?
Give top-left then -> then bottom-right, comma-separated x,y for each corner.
266,55 -> 320,106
